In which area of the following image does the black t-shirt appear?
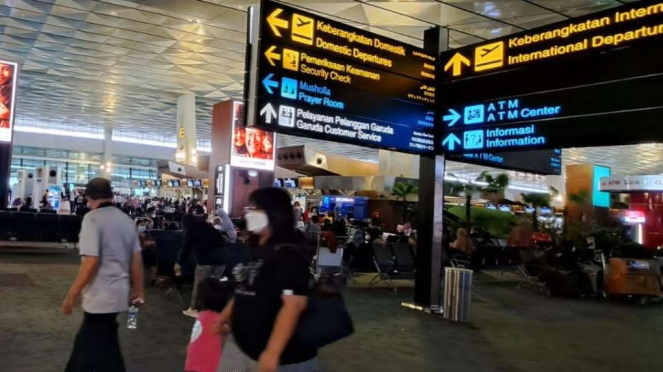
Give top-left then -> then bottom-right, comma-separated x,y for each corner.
231,243 -> 314,365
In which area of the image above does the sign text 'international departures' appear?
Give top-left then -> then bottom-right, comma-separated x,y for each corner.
250,0 -> 436,154
441,2 -> 663,79
438,1 -> 663,154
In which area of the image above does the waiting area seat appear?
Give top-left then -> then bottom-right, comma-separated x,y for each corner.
0,210 -> 82,243
370,242 -> 416,291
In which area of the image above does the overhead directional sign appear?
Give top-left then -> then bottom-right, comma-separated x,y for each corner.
438,1 -> 663,153
441,2 -> 663,80
249,0 -> 437,154
448,149 -> 562,176
260,0 -> 436,82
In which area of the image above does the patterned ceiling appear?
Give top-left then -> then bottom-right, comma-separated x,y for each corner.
2,0 -> 657,181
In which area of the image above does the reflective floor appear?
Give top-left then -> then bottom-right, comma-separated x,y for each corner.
0,247 -> 660,372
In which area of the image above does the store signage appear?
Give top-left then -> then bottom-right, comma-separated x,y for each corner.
230,101 -> 275,171
599,175 -> 663,192
438,1 -> 663,153
448,149 -> 562,175
0,60 -> 18,143
442,2 -> 663,79
249,0 -> 436,154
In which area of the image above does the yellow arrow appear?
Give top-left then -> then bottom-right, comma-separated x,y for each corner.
267,8 -> 288,37
264,45 -> 281,66
444,52 -> 471,77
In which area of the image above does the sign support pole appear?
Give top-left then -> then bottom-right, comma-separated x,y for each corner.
0,142 -> 11,209
409,27 -> 448,311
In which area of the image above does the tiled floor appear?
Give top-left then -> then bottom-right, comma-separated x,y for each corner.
0,246 -> 661,372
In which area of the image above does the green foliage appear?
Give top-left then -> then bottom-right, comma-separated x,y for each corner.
568,189 -> 590,206
447,205 -> 520,238
392,182 -> 418,202
392,182 -> 418,224
475,171 -> 510,194
521,193 -> 551,208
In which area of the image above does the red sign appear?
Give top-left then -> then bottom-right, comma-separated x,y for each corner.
624,210 -> 645,224
0,61 -> 17,143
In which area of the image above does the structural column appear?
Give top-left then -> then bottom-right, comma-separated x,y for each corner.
412,26 -> 449,310
176,94 -> 198,166
100,127 -> 113,180
0,141 -> 11,208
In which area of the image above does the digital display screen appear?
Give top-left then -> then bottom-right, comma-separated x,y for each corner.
283,178 -> 298,188
273,178 -> 283,188
592,165 -> 611,208
498,205 -> 511,212
186,180 -> 194,187
231,101 -> 276,171
0,61 -> 18,143
539,207 -> 552,215
251,0 -> 436,154
193,179 -> 203,187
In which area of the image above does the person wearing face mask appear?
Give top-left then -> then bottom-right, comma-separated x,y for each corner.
136,220 -> 158,283
177,206 -> 227,318
216,187 -> 317,372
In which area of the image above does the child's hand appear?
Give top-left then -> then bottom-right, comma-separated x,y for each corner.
211,321 -> 231,335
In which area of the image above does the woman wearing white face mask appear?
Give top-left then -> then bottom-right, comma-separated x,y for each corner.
217,188 -> 318,372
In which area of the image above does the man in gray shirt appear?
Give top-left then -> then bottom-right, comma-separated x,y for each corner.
62,178 -> 144,372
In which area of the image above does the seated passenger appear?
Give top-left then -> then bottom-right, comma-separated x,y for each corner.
137,220 -> 158,283
304,215 -> 322,234
19,197 -> 33,212
451,228 -> 475,256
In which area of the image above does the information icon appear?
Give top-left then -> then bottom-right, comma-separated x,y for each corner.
463,130 -> 484,150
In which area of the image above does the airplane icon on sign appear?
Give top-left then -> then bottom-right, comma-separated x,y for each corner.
479,43 -> 500,58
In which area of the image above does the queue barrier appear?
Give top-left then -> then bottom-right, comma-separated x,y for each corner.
0,211 -> 82,243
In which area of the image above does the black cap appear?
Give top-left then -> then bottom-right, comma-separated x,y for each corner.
85,178 -> 113,200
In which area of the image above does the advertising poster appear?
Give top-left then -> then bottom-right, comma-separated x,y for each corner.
47,185 -> 62,210
231,101 -> 275,171
0,61 -> 17,143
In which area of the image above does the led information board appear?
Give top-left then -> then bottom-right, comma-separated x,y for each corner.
249,0 -> 436,154
438,1 -> 663,153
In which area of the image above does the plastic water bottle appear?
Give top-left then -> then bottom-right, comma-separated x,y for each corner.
127,305 -> 138,330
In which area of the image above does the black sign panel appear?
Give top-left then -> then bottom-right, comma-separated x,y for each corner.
260,0 -> 436,81
250,0 -> 437,154
438,1 -> 663,153
448,149 -> 562,176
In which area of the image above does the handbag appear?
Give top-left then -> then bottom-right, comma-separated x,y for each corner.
274,244 -> 354,349
293,276 -> 354,349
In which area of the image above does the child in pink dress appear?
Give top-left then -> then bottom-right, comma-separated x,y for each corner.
185,277 -> 231,372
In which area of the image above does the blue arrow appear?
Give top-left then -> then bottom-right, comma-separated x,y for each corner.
262,73 -> 279,94
442,133 -> 461,151
443,109 -> 461,127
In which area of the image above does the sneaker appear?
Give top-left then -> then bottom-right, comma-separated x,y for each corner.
182,308 -> 198,318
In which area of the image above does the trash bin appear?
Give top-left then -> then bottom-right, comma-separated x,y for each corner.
443,267 -> 473,322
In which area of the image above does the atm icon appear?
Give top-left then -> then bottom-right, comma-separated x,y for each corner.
464,104 -> 485,125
